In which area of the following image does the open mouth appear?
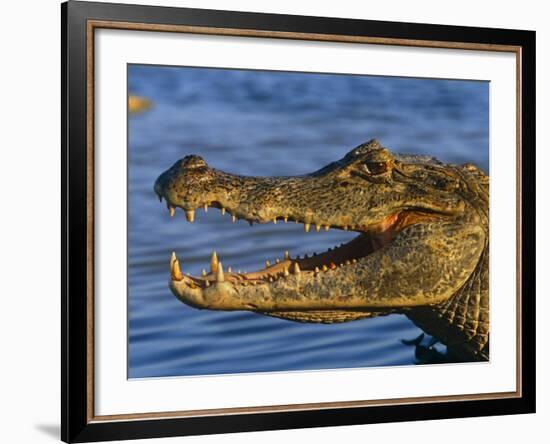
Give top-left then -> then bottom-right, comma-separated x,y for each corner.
166,201 -> 441,289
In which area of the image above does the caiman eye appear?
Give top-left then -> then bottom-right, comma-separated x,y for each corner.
363,161 -> 389,175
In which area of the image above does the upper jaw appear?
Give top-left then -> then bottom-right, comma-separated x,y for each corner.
156,183 -> 360,233
157,182 -> 462,236
154,160 -> 375,232
154,155 -> 465,233
156,177 -> 404,234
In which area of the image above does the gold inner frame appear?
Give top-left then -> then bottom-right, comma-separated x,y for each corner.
85,19 -> 523,423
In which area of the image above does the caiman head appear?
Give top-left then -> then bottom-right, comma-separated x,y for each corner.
154,139 -> 488,323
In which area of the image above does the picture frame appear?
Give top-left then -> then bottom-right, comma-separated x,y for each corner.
61,1 -> 536,442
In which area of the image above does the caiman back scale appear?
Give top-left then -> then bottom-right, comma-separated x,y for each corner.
154,140 -> 489,361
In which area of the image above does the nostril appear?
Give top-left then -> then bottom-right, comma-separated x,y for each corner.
181,155 -> 207,169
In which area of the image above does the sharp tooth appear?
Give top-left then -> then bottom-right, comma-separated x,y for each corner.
170,251 -> 177,265
170,254 -> 183,281
275,258 -> 280,264
221,207 -> 226,216
265,260 -> 271,268
343,225 -> 348,231
227,266 -> 232,273
169,206 -> 175,218
284,216 -> 288,223
292,262 -> 301,274
232,214 -> 237,223
315,224 -> 321,232
352,259 -> 357,263
204,203 -> 208,212
185,209 -> 195,222
284,267 -> 290,276
322,264 -> 328,272
273,218 -> 277,224
210,251 -> 219,273
314,266 -> 320,274
269,277 -> 273,282
324,225 -> 330,231
238,269 -> 241,274
216,262 -> 225,282
304,223 -> 311,232
205,279 -> 210,287
339,263 -> 344,267
202,269 -> 207,276
284,251 -> 290,260
345,260 -> 351,265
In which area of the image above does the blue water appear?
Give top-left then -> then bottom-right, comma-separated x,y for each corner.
128,65 -> 489,379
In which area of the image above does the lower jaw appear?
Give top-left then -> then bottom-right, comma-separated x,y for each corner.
171,229 -> 392,292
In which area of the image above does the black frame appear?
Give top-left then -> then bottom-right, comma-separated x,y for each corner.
62,1 -> 536,442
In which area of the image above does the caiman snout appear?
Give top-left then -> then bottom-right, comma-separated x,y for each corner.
154,155 -> 218,221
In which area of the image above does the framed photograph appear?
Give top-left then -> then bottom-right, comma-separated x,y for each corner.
62,1 -> 535,442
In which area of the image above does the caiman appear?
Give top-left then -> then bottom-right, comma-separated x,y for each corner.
153,139 -> 489,362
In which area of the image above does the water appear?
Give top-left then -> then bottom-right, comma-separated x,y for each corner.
128,65 -> 489,378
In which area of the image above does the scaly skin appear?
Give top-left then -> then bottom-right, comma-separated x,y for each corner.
154,139 -> 489,361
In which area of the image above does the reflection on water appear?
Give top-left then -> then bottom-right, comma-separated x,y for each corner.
128,65 -> 488,378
